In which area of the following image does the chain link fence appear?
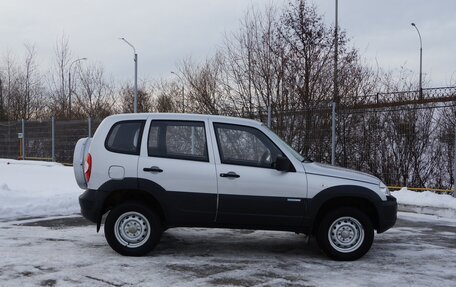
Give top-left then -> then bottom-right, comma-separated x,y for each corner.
0,121 -> 21,160
265,102 -> 456,193
0,118 -> 101,164
337,104 -> 455,190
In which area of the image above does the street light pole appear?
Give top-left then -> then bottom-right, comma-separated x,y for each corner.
171,71 -> 185,113
411,23 -> 423,99
453,123 -> 456,197
334,0 -> 338,104
68,58 -> 87,119
0,77 -> 3,120
120,37 -> 138,113
331,0 -> 338,166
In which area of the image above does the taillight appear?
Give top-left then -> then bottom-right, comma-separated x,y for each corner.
84,153 -> 92,183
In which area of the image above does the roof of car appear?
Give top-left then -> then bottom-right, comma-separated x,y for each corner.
105,113 -> 264,127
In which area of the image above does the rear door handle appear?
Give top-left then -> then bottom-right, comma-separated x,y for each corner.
220,172 -> 240,178
143,166 -> 163,173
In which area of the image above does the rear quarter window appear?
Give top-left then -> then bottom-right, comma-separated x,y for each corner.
105,120 -> 145,155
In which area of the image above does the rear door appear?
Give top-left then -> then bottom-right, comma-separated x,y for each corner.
210,121 -> 307,228
138,117 -> 217,226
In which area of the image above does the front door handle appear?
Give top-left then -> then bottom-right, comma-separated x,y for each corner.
143,166 -> 163,173
220,171 -> 240,178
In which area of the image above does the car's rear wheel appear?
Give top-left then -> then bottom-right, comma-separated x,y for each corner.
104,201 -> 162,256
316,207 -> 374,261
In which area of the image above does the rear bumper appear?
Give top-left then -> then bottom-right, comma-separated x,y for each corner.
79,189 -> 100,224
376,195 -> 397,233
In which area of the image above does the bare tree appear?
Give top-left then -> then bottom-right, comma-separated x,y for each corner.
47,34 -> 72,119
21,44 -> 45,119
215,0 -> 374,160
1,52 -> 20,120
152,80 -> 181,113
72,64 -> 116,119
0,48 -> 45,120
120,82 -> 153,113
181,54 -> 229,115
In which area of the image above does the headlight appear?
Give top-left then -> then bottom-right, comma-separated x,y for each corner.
379,182 -> 390,196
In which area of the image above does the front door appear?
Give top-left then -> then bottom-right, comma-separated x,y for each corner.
138,119 -> 217,226
211,122 -> 307,228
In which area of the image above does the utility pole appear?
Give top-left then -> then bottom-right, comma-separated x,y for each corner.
120,38 -> 138,113
334,0 -> 339,105
453,123 -> 456,197
0,77 -> 3,120
331,0 -> 338,166
411,23 -> 423,99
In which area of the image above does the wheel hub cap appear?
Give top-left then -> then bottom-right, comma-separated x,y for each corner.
126,223 -> 139,235
328,216 -> 365,253
114,211 -> 151,248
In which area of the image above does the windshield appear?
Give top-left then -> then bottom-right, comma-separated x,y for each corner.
263,126 -> 305,162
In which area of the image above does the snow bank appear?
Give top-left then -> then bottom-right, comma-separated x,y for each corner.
0,159 -> 81,220
392,187 -> 456,210
392,188 -> 456,218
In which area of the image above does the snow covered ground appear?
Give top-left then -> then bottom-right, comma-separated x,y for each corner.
0,159 -> 81,220
1,159 -> 456,286
0,213 -> 455,287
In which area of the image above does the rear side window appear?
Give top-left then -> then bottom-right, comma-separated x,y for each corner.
105,120 -> 145,155
148,120 -> 208,162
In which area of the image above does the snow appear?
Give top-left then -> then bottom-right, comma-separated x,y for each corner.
1,159 -> 456,285
0,212 -> 455,286
392,187 -> 456,210
0,159 -> 81,220
397,211 -> 456,226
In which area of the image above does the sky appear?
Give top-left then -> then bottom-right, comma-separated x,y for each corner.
0,0 -> 455,88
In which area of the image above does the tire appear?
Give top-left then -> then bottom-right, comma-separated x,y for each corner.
316,207 -> 374,261
104,201 -> 162,256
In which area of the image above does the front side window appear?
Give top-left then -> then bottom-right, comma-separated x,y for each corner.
213,123 -> 283,168
148,121 -> 208,162
105,120 -> 145,155
264,125 -> 305,162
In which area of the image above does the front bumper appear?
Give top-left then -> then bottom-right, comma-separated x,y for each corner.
375,195 -> 397,233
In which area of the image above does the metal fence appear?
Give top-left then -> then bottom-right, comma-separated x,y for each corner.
0,104 -> 455,194
258,101 -> 456,194
0,118 -> 101,164
339,104 -> 455,191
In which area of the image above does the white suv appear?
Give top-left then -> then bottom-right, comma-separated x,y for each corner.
74,113 -> 396,260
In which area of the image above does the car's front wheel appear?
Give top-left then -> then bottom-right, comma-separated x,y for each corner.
104,201 -> 162,256
316,207 -> 374,261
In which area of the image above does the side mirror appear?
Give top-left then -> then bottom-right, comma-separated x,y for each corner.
275,156 -> 293,172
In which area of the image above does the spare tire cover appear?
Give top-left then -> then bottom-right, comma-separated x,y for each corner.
73,137 -> 92,189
